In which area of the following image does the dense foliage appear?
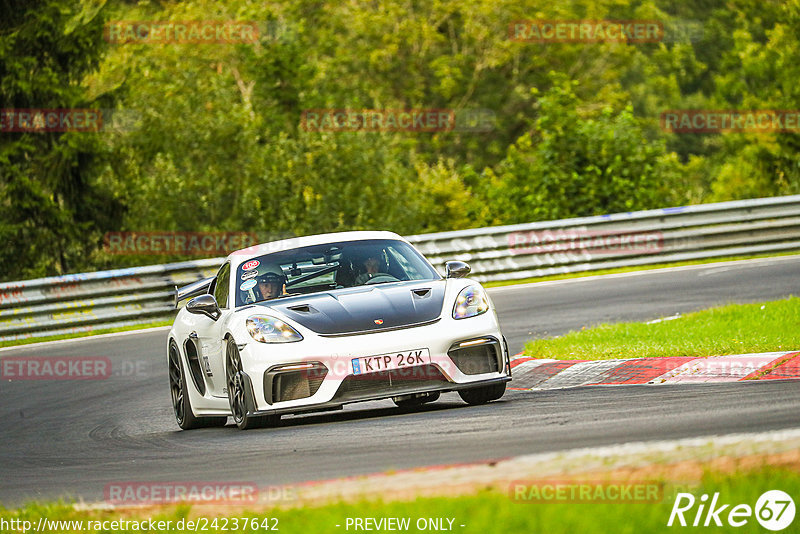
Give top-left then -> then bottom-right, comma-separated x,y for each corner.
2,0 -> 799,280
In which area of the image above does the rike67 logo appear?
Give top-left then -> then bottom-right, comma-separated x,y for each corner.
668,490 -> 795,531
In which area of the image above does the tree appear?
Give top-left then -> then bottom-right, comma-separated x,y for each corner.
0,0 -> 121,281
483,78 -> 682,223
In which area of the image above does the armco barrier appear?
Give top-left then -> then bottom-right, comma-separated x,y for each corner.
0,260 -> 221,342
406,195 -> 800,282
2,195 -> 800,342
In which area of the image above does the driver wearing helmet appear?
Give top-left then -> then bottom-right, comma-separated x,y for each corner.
354,252 -> 383,285
257,271 -> 286,301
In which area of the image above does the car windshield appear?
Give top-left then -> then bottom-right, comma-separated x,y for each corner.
234,238 -> 441,307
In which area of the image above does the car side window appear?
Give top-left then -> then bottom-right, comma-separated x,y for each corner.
214,263 -> 230,309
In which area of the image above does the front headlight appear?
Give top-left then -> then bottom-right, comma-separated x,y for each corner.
246,315 -> 303,343
453,285 -> 490,319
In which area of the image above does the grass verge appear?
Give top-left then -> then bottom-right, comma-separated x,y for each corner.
1,466 -> 797,533
523,297 -> 800,360
0,320 -> 172,349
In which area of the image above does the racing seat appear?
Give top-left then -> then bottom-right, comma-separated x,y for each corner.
335,258 -> 359,288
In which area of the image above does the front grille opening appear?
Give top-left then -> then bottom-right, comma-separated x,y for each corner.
265,363 -> 327,404
448,340 -> 501,375
335,364 -> 447,400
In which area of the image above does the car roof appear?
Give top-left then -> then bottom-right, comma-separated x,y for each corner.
226,230 -> 409,269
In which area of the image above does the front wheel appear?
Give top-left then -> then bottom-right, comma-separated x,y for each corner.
458,382 -> 506,406
168,340 -> 227,430
225,338 -> 278,430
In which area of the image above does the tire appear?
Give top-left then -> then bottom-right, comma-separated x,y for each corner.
225,337 -> 278,430
458,382 -> 506,406
392,391 -> 440,408
168,340 -> 227,430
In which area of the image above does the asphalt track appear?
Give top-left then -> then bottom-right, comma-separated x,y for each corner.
1,256 -> 799,506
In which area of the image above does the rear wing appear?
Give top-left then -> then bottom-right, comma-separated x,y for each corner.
174,277 -> 214,308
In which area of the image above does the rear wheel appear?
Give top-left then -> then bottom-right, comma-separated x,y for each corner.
458,382 -> 506,406
392,391 -> 440,408
225,338 -> 278,430
168,340 -> 227,430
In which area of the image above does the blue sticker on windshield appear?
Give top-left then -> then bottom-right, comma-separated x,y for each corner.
240,279 -> 257,291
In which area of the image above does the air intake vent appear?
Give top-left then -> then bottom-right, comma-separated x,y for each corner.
412,288 -> 431,298
264,362 -> 327,404
287,304 -> 315,313
182,339 -> 206,395
448,339 -> 501,375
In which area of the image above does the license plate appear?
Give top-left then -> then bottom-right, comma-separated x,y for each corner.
352,348 -> 430,375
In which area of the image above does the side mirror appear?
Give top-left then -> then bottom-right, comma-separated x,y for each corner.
445,260 -> 471,279
186,294 -> 221,321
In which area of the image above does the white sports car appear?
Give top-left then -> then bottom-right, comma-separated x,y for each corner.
168,231 -> 511,430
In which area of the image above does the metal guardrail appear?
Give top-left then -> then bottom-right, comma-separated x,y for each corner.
2,195 -> 800,342
0,260 -> 222,342
406,195 -> 800,282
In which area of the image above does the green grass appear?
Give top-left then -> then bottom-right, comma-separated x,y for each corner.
523,297 -> 800,360
0,320 -> 172,349
484,250 -> 800,288
1,466 -> 797,533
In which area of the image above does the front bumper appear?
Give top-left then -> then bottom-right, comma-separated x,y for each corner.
237,314 -> 510,414
249,376 -> 511,417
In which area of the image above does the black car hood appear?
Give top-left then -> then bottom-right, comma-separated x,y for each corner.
263,280 -> 446,335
